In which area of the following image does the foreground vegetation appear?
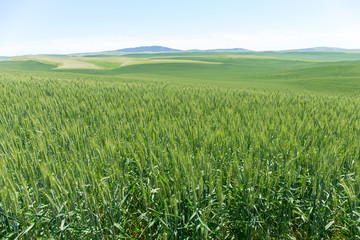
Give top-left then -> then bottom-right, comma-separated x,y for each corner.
0,69 -> 359,239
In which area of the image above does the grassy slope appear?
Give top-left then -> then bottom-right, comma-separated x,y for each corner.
0,52 -> 360,95
61,58 -> 360,95
0,60 -> 55,71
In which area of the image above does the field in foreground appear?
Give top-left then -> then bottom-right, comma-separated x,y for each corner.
0,52 -> 360,239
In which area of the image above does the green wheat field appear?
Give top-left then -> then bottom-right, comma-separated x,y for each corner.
1,51 -> 360,239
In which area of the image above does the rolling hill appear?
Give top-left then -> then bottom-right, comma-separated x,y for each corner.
1,51 -> 360,95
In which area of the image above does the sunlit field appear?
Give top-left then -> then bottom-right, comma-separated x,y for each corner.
1,52 -> 360,238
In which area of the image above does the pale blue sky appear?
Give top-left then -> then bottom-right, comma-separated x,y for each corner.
1,0 -> 360,55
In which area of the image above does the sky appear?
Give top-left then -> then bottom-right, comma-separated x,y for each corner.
1,0 -> 360,56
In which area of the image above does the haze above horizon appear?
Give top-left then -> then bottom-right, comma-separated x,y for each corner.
1,0 -> 360,56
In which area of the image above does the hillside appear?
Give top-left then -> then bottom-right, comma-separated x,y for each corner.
1,51 -> 360,95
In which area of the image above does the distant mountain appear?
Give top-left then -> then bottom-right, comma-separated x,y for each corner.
6,46 -> 359,58
67,46 -> 253,57
282,47 -> 352,52
187,48 -> 252,52
116,46 -> 182,53
116,46 -> 252,53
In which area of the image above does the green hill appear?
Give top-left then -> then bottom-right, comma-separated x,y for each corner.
1,52 -> 360,95
0,60 -> 55,71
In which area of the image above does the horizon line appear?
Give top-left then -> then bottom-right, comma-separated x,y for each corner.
2,45 -> 360,57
